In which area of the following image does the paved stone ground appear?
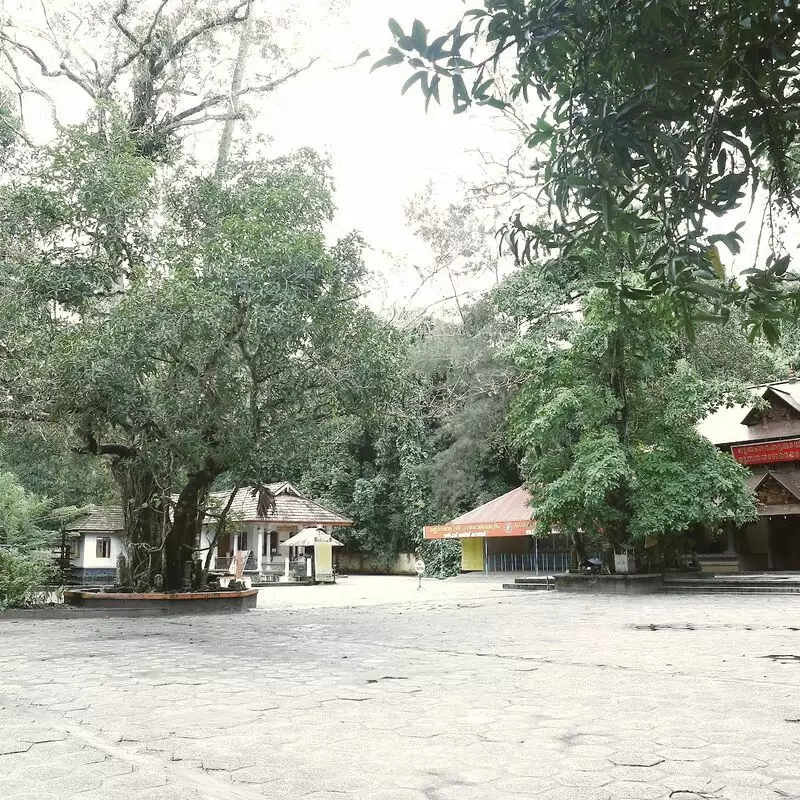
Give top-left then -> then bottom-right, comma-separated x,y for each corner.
2,575 -> 800,800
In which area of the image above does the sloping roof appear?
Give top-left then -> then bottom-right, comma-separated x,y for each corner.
741,385 -> 800,425
447,486 -> 534,526
749,470 -> 800,502
282,527 -> 344,547
698,380 -> 800,446
64,506 -> 125,534
206,482 -> 353,527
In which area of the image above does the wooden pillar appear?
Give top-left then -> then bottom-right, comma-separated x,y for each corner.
726,524 -> 736,554
256,529 -> 264,572
767,519 -> 775,570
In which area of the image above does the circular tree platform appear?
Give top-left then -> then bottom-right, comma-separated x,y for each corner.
64,587 -> 258,614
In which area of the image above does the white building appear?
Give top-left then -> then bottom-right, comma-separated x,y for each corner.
63,506 -> 125,585
64,483 -> 353,585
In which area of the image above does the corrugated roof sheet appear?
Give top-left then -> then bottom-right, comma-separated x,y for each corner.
207,482 -> 353,526
64,506 -> 125,533
447,486 -> 534,526
697,380 -> 800,446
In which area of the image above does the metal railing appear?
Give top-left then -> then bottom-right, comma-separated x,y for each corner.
484,551 -> 573,574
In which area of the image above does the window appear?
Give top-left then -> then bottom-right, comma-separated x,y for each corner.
261,532 -> 268,556
69,539 -> 81,560
236,532 -> 248,551
96,537 -> 111,559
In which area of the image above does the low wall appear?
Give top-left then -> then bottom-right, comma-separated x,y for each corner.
337,552 -> 416,576
556,573 -> 663,594
64,588 -> 258,614
70,568 -> 116,586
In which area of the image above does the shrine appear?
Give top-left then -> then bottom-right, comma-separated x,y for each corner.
698,381 -> 800,570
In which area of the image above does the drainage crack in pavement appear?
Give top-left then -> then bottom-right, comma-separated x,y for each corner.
327,637 -> 800,689
0,692 -> 274,800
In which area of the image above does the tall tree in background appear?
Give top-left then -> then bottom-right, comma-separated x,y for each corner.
498,259 -> 758,562
379,1 -> 800,338
0,0 -> 318,155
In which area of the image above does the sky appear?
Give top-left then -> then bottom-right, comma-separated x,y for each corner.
6,0 -> 792,319
251,0 -> 515,315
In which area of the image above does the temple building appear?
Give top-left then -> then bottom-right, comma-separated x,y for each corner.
422,487 -> 571,573
698,380 -> 800,571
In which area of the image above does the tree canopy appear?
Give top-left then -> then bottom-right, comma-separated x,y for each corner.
379,1 -> 800,339
498,256 -> 759,558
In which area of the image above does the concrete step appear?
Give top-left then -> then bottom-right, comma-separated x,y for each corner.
502,582 -> 553,591
661,581 -> 800,594
502,576 -> 556,591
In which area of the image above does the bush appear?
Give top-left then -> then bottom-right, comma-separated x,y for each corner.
418,538 -> 461,578
0,548 -> 55,609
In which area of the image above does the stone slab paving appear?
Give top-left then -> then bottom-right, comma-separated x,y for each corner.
1,576 -> 800,799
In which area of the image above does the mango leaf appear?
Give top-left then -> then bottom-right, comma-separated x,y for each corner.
388,18 -> 404,39
371,51 -> 405,72
401,71 -> 426,95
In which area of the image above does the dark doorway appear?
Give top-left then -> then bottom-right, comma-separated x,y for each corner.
769,516 -> 800,570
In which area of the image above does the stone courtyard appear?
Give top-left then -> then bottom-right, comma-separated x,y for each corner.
1,575 -> 800,800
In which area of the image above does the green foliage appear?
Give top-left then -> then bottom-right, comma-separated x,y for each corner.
502,260 -> 758,547
0,470 -> 60,609
298,297 -> 519,569
0,428 -> 117,508
0,549 -> 55,610
685,312 -> 787,384
0,471 -> 56,551
381,1 -> 800,335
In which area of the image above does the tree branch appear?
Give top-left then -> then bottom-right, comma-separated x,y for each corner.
107,0 -> 173,84
156,1 -> 250,73
0,32 -> 96,98
164,58 -> 318,130
111,0 -> 138,44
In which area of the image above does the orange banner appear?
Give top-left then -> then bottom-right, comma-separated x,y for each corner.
423,521 -> 534,540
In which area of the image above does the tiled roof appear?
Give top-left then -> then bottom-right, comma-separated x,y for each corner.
697,380 -> 800,446
64,506 -> 125,533
64,484 -> 353,534
447,486 -> 534,526
749,470 -> 800,502
206,482 -> 353,527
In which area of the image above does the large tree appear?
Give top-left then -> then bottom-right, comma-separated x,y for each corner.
497,260 -> 758,562
378,1 -> 800,338
0,2 -> 375,590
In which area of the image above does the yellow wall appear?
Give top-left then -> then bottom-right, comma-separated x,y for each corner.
461,537 -> 485,571
314,542 -> 333,581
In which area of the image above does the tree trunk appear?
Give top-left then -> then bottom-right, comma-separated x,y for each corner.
202,483 -> 240,586
165,470 -> 216,590
214,0 -> 256,179
572,531 -> 588,565
111,461 -> 166,589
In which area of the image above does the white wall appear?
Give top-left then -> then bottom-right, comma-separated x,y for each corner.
72,533 -> 123,569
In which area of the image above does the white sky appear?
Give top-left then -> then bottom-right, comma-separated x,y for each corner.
252,0 -> 514,315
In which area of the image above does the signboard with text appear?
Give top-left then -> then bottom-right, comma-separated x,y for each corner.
731,438 -> 800,466
422,520 -> 535,540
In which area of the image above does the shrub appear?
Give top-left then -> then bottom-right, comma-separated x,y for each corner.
0,548 -> 56,609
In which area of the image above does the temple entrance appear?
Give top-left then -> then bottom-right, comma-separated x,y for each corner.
768,516 -> 800,570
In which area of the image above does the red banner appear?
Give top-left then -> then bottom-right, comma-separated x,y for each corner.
731,438 -> 800,465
